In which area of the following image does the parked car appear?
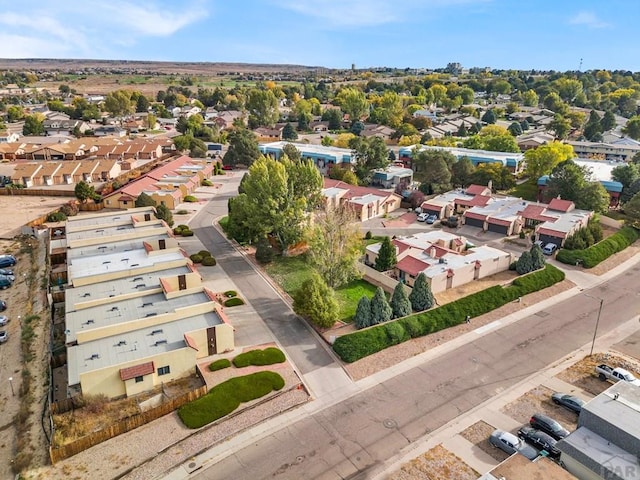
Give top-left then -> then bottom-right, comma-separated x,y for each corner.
0,300 -> 6,311
517,426 -> 560,458
417,212 -> 429,222
0,331 -> 7,343
0,276 -> 12,289
0,316 -> 7,326
533,240 -> 544,248
529,413 -> 569,440
426,214 -> 438,224
489,429 -> 538,460
552,393 -> 586,414
0,268 -> 14,276
595,364 -> 640,386
542,243 -> 557,255
0,254 -> 16,268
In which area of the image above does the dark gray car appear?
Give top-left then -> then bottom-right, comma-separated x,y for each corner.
489,429 -> 538,460
552,393 -> 585,414
529,413 -> 569,440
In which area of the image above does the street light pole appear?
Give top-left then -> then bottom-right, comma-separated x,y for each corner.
583,292 -> 604,357
8,376 -> 14,396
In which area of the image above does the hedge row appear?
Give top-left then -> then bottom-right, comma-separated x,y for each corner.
208,359 -> 231,371
178,371 -> 284,428
332,264 -> 565,363
232,347 -> 286,367
556,226 -> 639,268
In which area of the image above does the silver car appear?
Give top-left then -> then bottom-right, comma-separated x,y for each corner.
490,429 -> 538,460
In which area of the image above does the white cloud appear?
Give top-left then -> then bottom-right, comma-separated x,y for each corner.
0,1 -> 208,59
569,11 -> 610,29
274,0 -> 490,27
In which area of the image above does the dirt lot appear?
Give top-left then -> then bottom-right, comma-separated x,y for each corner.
556,352 -> 640,396
501,385 -> 578,432
389,444 -> 479,480
0,193 -> 67,239
459,420 -> 509,463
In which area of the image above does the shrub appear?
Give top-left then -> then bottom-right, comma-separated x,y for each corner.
178,371 -> 285,428
181,229 -> 194,237
202,179 -> 213,186
208,359 -> 231,371
224,290 -> 238,297
60,202 -> 79,217
556,226 -> 639,268
255,237 -> 274,264
47,211 -> 67,222
198,250 -> 212,258
519,231 -> 525,239
173,224 -> 189,235
201,256 -> 217,266
232,347 -> 286,368
365,231 -> 372,240
190,253 -> 204,263
333,264 -> 565,362
184,195 -> 198,202
224,297 -> 244,307
176,210 -> 189,215
370,287 -> 392,325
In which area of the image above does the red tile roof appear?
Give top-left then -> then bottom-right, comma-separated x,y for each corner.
396,256 -> 431,277
465,184 -> 490,195
323,178 -> 390,200
184,334 -> 199,351
548,198 -> 574,212
392,239 -> 412,255
456,194 -> 491,207
120,361 -> 155,381
536,227 -> 568,238
487,218 -> 513,227
464,211 -> 486,221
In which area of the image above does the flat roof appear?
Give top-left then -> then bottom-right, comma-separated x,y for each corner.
65,265 -> 193,314
538,209 -> 591,235
65,207 -> 156,230
467,196 -> 527,222
66,222 -> 167,244
67,247 -> 187,284
67,311 -> 222,385
582,381 -> 640,440
66,288 -> 212,344
400,144 -> 524,162
259,141 -> 353,158
66,234 -> 171,260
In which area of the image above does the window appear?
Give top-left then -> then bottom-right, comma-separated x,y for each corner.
158,365 -> 170,376
135,376 -> 144,383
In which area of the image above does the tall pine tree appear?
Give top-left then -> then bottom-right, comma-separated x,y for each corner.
375,236 -> 397,271
390,282 -> 412,319
409,273 -> 435,312
369,287 -> 392,325
354,296 -> 372,329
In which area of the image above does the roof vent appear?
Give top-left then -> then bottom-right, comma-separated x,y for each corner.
116,340 -> 127,346
150,329 -> 163,335
89,353 -> 100,360
145,312 -> 157,318
154,340 -> 167,346
135,284 -> 146,289
132,277 -> 143,282
109,306 -> 119,312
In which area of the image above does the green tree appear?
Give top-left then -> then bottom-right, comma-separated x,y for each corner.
524,142 -> 575,179
223,128 -> 261,168
623,116 -> 640,140
583,110 -> 603,141
156,203 -> 174,227
74,180 -> 96,203
409,272 -> 434,312
522,89 -> 539,107
354,296 -> 372,329
612,163 -> 640,193
282,143 -> 301,162
507,122 -> 523,136
481,110 -> 497,124
579,182 -> 611,213
336,87 -> 369,122
369,286 -> 392,325
246,88 -> 279,128
375,236 -> 397,272
530,245 -> 546,270
23,114 -> 44,135
307,204 -> 362,288
292,272 -> 338,329
349,136 -> 390,184
390,282 -> 412,319
451,157 -> 475,188
104,90 -> 134,117
549,115 -> 571,140
135,192 -> 157,207
601,111 -> 616,131
321,108 -> 342,130
282,122 -> 297,140
624,191 -> 640,225
545,160 -> 609,213
515,250 -> 533,274
543,92 -> 568,115
470,163 -> 515,191
6,105 -> 24,122
463,125 -> 520,153
254,237 -> 274,264
136,95 -> 150,113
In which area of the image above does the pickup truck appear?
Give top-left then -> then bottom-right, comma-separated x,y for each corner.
595,364 -> 640,386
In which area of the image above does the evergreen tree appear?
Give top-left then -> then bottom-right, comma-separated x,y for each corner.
409,273 -> 434,312
135,192 -> 157,207
375,236 -> 397,271
292,272 -> 338,329
529,245 -> 546,271
515,251 -> 534,274
390,282 -> 412,319
156,204 -> 174,227
282,122 -> 298,140
255,237 -> 274,264
369,287 -> 392,325
354,296 -> 372,329
481,110 -> 497,124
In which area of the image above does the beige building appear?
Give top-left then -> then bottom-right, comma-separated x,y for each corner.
57,208 -> 235,399
365,231 -> 512,293
322,178 -> 403,221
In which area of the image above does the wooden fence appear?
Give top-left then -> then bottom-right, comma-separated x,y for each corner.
49,384 -> 208,464
0,188 -> 76,197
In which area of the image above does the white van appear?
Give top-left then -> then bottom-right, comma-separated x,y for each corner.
542,243 -> 557,255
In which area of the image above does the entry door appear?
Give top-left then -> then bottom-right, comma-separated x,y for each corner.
207,327 -> 217,355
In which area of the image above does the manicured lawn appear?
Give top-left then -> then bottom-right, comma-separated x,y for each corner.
263,255 -> 315,295
508,180 -> 538,201
335,279 -> 379,322
363,235 -> 386,247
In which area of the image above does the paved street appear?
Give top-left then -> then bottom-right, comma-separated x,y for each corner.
181,265 -> 640,480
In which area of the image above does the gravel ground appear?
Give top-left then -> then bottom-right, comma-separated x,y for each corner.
500,385 -> 578,432
459,420 -> 509,463
556,352 -> 640,396
388,444 -> 479,480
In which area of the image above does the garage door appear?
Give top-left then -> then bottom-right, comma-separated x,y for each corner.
487,223 -> 509,234
465,217 -> 484,228
538,235 -> 558,246
424,209 -> 440,217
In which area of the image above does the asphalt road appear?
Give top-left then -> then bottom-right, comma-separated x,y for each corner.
188,179 -> 336,376
192,265 -> 640,480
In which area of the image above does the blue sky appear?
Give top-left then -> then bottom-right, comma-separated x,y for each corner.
1,0 -> 639,71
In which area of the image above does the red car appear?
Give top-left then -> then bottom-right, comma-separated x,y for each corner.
222,165 -> 233,170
